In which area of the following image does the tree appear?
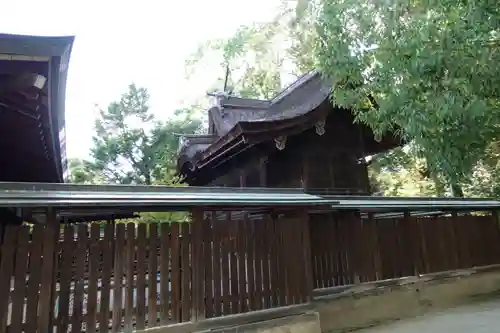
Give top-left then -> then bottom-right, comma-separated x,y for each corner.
87,84 -> 202,185
369,145 -> 447,197
185,0 -> 317,99
67,158 -> 101,184
309,0 -> 500,194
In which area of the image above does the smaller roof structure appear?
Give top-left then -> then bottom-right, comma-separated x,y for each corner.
177,70 -> 402,185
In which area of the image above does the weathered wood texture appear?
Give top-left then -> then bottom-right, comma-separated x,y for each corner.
309,213 -> 500,289
0,212 -> 311,332
1,211 -> 498,332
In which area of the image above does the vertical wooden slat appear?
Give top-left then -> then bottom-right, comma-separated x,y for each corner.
327,215 -> 338,286
51,227 -> 61,333
204,216 -> 214,317
392,218 -> 403,278
406,216 -> 422,275
124,223 -> 135,332
360,217 -> 373,282
261,217 -> 271,309
338,217 -> 350,285
327,216 -> 336,286
488,214 -> 500,264
212,215 -> 222,317
315,219 -> 325,288
334,217 -> 344,285
86,224 -> 100,333
147,224 -> 158,327
10,226 -> 30,333
459,215 -> 472,269
136,224 -> 147,330
291,217 -> 300,303
300,211 -> 314,302
72,225 -> 88,333
229,222 -> 239,314
275,217 -> 286,306
309,220 -> 319,289
417,218 -> 430,274
56,227 -> 72,333
180,223 -> 191,322
319,218 -> 329,288
159,223 -> 171,324
100,223 -> 114,333
221,217 -> 231,315
268,216 -> 280,307
111,224 -> 125,333
237,220 -> 247,313
170,223 -> 180,321
282,218 -> 294,305
191,209 -> 205,321
38,212 -> 58,333
245,216 -> 256,311
0,226 -> 18,333
254,218 -> 264,310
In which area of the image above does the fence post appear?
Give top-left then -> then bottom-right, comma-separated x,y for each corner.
300,209 -> 314,301
191,207 -> 205,321
37,208 -> 59,333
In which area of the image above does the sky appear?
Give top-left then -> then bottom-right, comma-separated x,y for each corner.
0,0 -> 281,159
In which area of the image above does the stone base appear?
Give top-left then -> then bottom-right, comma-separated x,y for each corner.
314,265 -> 500,332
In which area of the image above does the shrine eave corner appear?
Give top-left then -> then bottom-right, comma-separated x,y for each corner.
0,34 -> 74,183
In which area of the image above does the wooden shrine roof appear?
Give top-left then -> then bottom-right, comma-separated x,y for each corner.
177,70 -> 402,184
0,34 -> 74,183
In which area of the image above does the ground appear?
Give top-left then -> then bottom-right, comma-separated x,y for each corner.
358,299 -> 500,333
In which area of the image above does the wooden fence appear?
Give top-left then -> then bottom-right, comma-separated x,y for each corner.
0,212 -> 311,333
309,212 -> 500,289
1,211 -> 499,332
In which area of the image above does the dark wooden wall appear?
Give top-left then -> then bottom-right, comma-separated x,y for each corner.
210,105 -> 375,193
263,107 -> 371,192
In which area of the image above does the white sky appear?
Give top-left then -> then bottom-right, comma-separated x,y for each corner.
0,0 -> 281,159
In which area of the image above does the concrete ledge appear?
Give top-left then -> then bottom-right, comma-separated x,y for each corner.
136,265 -> 500,333
198,311 -> 321,333
314,264 -> 500,332
137,303 -> 315,333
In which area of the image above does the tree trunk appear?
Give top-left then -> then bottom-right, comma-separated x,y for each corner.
144,171 -> 152,185
450,182 -> 464,197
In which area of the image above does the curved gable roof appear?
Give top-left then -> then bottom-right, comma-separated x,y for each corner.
0,34 -> 74,182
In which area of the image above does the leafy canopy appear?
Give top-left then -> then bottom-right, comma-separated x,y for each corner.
85,84 -> 202,185
312,0 -> 500,183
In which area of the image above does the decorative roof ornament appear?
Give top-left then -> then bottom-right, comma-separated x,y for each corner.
274,136 -> 287,150
206,64 -> 233,118
315,119 -> 326,136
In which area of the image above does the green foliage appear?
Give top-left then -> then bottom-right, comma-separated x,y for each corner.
84,84 -> 202,185
185,0 -> 317,99
462,142 -> 500,198
67,84 -> 202,223
312,0 -> 500,186
369,145 -> 447,196
67,158 -> 102,184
